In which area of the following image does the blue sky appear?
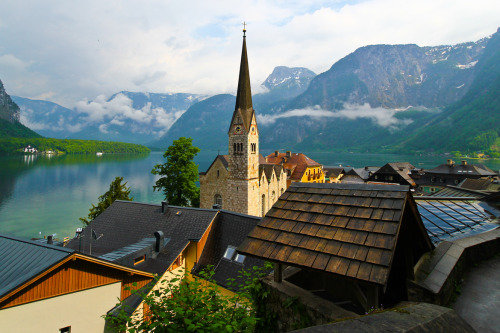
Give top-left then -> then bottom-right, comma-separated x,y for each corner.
0,0 -> 499,108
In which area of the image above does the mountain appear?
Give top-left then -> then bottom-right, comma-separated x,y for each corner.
12,96 -> 86,139
253,33 -> 495,152
394,28 -> 500,154
14,91 -> 205,144
0,80 -> 41,139
152,66 -> 317,150
290,39 -> 487,111
151,94 -> 235,150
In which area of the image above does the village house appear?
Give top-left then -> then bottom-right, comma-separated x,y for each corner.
414,159 -> 498,194
236,182 -> 500,330
65,199 -> 267,318
367,162 -> 417,187
0,234 -> 154,332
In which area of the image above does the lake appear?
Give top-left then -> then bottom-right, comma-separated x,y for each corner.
1,150 -> 499,240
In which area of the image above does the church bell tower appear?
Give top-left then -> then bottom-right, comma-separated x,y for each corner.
227,27 -> 260,216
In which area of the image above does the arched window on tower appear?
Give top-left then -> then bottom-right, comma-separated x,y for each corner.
214,194 -> 222,207
233,143 -> 237,154
261,194 -> 266,216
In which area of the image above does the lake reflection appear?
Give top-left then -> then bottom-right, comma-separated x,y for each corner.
0,150 -> 498,240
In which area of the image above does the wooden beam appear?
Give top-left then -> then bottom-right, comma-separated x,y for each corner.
274,263 -> 283,283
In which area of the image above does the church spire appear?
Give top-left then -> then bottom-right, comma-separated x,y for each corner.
234,25 -> 253,115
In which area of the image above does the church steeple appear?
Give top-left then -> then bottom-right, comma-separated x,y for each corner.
235,28 -> 253,112
229,26 -> 255,134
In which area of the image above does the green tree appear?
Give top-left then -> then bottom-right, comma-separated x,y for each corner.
80,176 -> 133,225
151,137 -> 200,207
105,264 -> 271,332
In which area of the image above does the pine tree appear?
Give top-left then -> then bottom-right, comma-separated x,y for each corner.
80,176 -> 133,225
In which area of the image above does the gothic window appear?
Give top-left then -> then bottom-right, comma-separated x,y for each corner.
251,143 -> 256,154
217,170 -> 220,178
233,143 -> 237,154
262,194 -> 266,216
214,194 -> 222,207
271,191 -> 276,201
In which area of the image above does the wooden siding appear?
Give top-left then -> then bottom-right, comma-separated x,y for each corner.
0,256 -> 152,310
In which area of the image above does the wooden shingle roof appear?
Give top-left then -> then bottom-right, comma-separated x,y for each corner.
238,183 -> 428,287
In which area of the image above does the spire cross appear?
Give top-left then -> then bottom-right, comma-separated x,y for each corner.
242,21 -> 247,36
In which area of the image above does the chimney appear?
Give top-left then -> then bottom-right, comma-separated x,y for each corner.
364,166 -> 369,170
462,160 -> 467,166
275,150 -> 279,157
154,231 -> 165,252
161,200 -> 168,213
286,151 -> 291,158
47,235 -> 53,245
447,159 -> 454,166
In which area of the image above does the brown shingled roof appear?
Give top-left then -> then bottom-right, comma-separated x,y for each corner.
238,183 -> 432,287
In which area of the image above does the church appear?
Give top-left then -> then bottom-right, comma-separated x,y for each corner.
199,29 -> 323,217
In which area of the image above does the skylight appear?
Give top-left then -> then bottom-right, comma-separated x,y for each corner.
416,199 -> 500,244
235,253 -> 246,263
223,246 -> 236,260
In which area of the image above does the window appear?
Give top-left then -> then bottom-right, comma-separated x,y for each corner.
223,246 -> 236,260
217,170 -> 220,178
214,194 -> 222,207
134,255 -> 146,265
251,143 -> 256,154
271,191 -> 276,200
235,253 -> 246,263
262,194 -> 266,216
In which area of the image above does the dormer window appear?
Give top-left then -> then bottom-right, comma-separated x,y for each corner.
134,255 -> 146,265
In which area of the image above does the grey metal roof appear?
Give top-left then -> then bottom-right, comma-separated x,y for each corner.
0,234 -> 74,299
415,198 -> 500,244
65,201 -> 218,275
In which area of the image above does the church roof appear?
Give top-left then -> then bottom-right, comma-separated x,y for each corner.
200,155 -> 229,175
265,152 -> 322,181
229,31 -> 256,134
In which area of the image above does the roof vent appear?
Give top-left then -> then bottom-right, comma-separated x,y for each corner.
461,160 -> 467,166
162,200 -> 168,213
47,235 -> 53,245
286,151 -> 291,158
275,150 -> 279,157
447,159 -> 455,166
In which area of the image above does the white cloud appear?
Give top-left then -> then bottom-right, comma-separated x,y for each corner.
74,93 -> 186,136
257,104 -> 415,130
0,0 -> 499,107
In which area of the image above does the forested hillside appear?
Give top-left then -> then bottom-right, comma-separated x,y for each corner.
395,28 -> 500,156
0,137 -> 150,154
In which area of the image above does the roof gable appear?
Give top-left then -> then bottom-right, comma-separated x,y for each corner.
238,183 -> 433,287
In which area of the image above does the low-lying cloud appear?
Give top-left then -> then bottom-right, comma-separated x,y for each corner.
74,93 -> 185,136
257,104 -> 414,130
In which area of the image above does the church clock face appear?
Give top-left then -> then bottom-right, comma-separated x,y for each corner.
234,125 -> 242,134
